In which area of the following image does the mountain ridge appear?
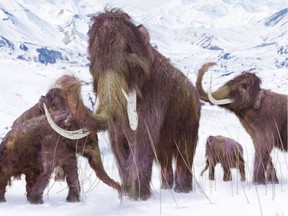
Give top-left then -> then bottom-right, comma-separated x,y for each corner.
0,0 -> 287,72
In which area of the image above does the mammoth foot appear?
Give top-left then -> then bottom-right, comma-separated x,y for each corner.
266,176 -> 279,184
223,175 -> 232,182
266,179 -> 279,184
266,172 -> 279,184
129,193 -> 150,201
0,196 -> 6,202
160,180 -> 173,190
174,184 -> 192,193
66,188 -> 80,202
252,177 -> 266,185
128,192 -> 150,201
160,167 -> 173,190
127,185 -> 151,201
27,193 -> 44,204
66,195 -> 80,203
121,184 -> 130,196
208,176 -> 215,181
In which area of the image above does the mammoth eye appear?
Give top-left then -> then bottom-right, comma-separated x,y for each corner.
126,44 -> 133,54
241,83 -> 248,90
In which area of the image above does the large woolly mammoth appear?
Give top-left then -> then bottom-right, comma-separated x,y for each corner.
48,8 -> 201,200
0,89 -> 121,204
200,135 -> 246,182
196,62 -> 287,184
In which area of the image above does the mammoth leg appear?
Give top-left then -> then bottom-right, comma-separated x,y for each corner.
253,148 -> 271,184
253,153 -> 266,184
0,172 -> 9,202
208,160 -> 216,181
238,155 -> 246,182
157,150 -> 173,190
253,154 -> 266,184
266,156 -> 279,184
223,166 -> 232,181
110,134 -> 130,193
126,121 -> 158,200
174,139 -> 194,193
127,139 -> 154,201
63,156 -> 80,202
25,170 -> 40,200
27,161 -> 53,204
200,159 -> 209,176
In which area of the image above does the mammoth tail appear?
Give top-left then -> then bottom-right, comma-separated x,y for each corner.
200,160 -> 209,176
55,75 -> 108,132
196,62 -> 216,102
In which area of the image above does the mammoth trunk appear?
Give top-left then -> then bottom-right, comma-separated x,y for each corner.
85,150 -> 121,194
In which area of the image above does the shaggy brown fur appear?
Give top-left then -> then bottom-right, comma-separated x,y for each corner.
56,8 -> 201,200
11,89 -> 79,183
196,62 -> 288,184
11,88 -> 68,181
0,111 -> 121,204
200,135 -> 246,181
12,88 -> 77,181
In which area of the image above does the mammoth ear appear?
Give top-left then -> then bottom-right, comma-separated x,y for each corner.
241,83 -> 248,90
137,24 -> 150,44
38,95 -> 46,112
239,83 -> 248,93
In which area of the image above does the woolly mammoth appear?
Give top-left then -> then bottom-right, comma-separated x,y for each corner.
196,62 -> 287,184
0,91 -> 121,204
47,8 -> 201,200
200,135 -> 246,182
11,88 -> 77,181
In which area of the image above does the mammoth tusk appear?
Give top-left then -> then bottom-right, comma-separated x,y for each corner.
121,88 -> 138,131
208,72 -> 233,105
44,103 -> 90,140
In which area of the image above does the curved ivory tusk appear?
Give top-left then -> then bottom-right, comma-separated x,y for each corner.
208,73 -> 233,105
121,88 -> 138,131
44,103 -> 90,140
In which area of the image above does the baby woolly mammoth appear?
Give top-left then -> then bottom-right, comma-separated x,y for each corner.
200,135 -> 246,182
0,90 -> 121,204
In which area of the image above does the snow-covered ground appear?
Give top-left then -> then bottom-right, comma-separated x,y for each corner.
0,60 -> 287,216
0,0 -> 287,216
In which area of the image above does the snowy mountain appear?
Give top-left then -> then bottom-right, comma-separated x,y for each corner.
0,0 -> 287,69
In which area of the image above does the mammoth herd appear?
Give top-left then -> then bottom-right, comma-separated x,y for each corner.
0,8 -> 287,204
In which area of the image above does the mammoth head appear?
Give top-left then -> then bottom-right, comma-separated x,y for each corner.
88,7 -> 153,90
86,8 -> 156,131
39,88 -> 68,112
43,74 -> 138,141
196,63 -> 262,111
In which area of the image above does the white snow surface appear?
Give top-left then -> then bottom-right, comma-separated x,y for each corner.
0,0 -> 287,216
